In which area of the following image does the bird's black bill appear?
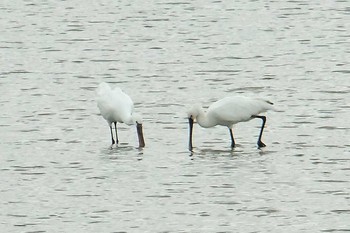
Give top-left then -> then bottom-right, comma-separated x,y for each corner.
136,123 -> 145,148
188,118 -> 194,151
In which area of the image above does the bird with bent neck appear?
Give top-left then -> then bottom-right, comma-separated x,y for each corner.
97,82 -> 145,148
187,96 -> 275,151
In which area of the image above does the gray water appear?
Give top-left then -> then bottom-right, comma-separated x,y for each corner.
0,0 -> 349,232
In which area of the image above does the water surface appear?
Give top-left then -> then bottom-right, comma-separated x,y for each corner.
0,0 -> 349,232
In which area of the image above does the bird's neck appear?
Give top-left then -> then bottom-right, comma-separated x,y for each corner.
122,114 -> 135,126
197,111 -> 216,128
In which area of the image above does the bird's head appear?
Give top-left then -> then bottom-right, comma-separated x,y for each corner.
187,105 -> 203,122
130,113 -> 143,125
187,105 -> 203,152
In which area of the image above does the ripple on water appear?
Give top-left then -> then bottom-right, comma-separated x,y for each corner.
1,0 -> 349,232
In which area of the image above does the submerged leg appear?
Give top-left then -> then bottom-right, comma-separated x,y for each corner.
229,128 -> 236,148
253,115 -> 267,148
114,122 -> 119,144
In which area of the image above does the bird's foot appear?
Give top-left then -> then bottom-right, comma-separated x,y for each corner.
110,140 -> 117,149
257,141 -> 266,148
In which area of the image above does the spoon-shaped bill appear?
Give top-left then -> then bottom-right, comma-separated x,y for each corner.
136,123 -> 145,148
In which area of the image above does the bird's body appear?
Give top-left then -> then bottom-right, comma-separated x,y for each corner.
188,96 -> 274,150
97,84 -> 134,125
97,82 -> 145,148
197,96 -> 274,128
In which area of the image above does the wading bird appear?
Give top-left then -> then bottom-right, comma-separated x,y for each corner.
187,96 -> 274,150
97,82 -> 145,148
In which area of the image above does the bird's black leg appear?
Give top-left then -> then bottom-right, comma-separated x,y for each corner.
188,118 -> 194,151
229,128 -> 236,148
252,115 -> 266,148
114,122 -> 119,144
110,125 -> 115,145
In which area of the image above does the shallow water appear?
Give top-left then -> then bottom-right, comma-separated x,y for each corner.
0,0 -> 349,232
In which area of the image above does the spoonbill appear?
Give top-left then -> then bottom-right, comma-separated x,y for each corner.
97,82 -> 145,148
187,96 -> 274,150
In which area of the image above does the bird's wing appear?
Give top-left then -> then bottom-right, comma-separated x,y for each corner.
208,96 -> 273,124
96,85 -> 135,124
97,91 -> 116,124
110,87 -> 134,121
112,87 -> 134,110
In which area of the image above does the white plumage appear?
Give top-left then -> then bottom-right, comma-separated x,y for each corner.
97,82 -> 145,148
187,96 -> 274,150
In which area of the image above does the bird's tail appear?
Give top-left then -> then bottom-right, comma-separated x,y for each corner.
266,100 -> 273,105
256,98 -> 275,111
97,82 -> 111,96
264,99 -> 275,111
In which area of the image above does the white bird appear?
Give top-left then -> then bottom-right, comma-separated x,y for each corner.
96,82 -> 145,148
187,96 -> 274,150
